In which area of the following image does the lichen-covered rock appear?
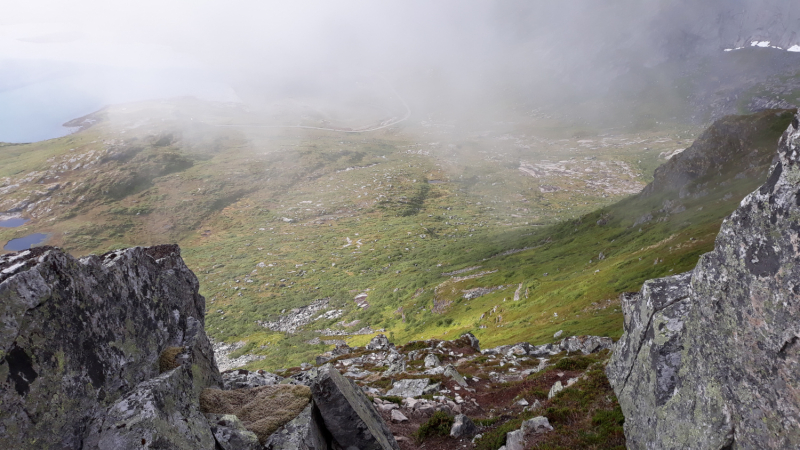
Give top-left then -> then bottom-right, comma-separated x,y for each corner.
311,365 -> 400,450
83,365 -> 216,450
0,245 -> 221,450
450,414 -> 478,438
263,403 -> 327,450
386,378 -> 429,398
222,368 -> 283,390
205,413 -> 261,450
366,334 -> 393,351
607,114 -> 800,449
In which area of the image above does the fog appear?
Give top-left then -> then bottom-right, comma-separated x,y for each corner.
2,0 -> 798,141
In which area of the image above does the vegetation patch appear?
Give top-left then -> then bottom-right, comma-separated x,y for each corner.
158,346 -> 184,373
414,411 -> 455,443
199,384 -> 311,443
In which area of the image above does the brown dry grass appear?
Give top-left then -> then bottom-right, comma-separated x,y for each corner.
200,384 -> 311,443
158,346 -> 184,373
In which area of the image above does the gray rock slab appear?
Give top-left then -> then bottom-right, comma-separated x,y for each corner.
450,414 -> 478,438
386,378 -> 430,398
263,403 -> 327,450
311,365 -> 400,450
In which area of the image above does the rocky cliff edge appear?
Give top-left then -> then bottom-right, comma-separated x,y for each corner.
0,244 -> 222,449
607,113 -> 800,448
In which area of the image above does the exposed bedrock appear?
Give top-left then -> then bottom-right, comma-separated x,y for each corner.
0,244 -> 402,449
0,244 -> 222,449
607,113 -> 800,449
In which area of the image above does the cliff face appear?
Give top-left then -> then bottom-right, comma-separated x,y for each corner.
0,245 -> 222,449
640,109 -> 795,197
607,113 -> 800,448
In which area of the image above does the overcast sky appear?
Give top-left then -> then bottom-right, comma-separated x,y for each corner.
1,1 -> 797,141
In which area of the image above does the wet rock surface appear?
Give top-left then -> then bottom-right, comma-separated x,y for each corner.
608,114 -> 800,449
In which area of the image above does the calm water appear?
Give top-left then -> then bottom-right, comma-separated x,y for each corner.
0,60 -> 238,143
0,218 -> 29,227
4,233 -> 47,251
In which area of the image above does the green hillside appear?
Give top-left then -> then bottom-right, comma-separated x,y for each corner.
0,98 -> 792,370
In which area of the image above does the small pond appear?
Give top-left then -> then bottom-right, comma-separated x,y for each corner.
4,233 -> 48,251
0,218 -> 30,228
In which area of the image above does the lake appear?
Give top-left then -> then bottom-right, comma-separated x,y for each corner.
4,233 -> 48,251
0,217 -> 29,227
0,60 -> 238,143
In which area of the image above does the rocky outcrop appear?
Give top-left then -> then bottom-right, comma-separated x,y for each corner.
607,114 -> 800,449
0,244 -> 407,449
0,244 -> 221,450
641,109 -> 796,197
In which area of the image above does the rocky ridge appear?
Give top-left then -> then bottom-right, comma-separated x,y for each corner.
607,112 -> 800,448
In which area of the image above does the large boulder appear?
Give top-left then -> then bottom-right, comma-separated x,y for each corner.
386,378 -> 429,398
607,114 -> 800,449
366,334 -> 393,351
311,365 -> 400,449
0,245 -> 221,450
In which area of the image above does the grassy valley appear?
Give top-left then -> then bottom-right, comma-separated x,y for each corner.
0,98 -> 792,370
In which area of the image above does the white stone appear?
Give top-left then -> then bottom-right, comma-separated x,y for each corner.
548,380 -> 564,399
391,409 -> 409,423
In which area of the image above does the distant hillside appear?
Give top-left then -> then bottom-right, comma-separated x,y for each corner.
368,109 -> 796,359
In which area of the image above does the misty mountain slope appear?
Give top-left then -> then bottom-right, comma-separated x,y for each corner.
367,109 -> 795,354
196,109 -> 792,370
0,99 -> 785,370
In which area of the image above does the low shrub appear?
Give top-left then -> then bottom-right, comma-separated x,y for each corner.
414,411 -> 454,442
